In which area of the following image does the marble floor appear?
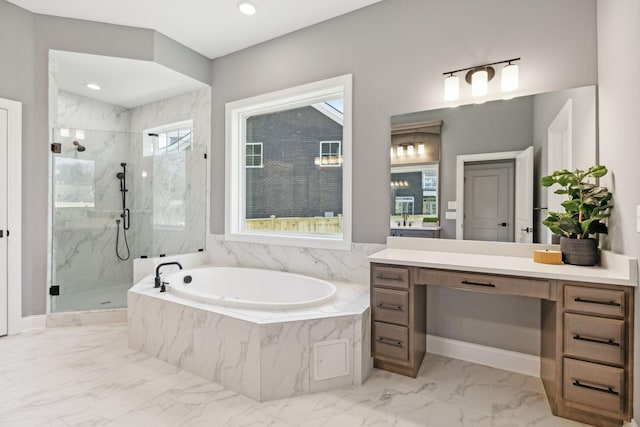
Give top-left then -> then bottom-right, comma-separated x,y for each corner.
0,324 -> 591,427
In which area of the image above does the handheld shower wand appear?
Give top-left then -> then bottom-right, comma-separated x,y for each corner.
115,163 -> 131,261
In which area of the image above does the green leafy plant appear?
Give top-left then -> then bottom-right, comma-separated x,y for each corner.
541,165 -> 613,239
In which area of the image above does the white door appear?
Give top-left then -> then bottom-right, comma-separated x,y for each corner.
515,146 -> 534,243
463,161 -> 514,242
0,106 -> 8,336
547,100 -> 572,243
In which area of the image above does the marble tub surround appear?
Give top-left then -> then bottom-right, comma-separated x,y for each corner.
207,233 -> 385,285
0,324 -> 590,427
128,273 -> 370,401
371,237 -> 638,286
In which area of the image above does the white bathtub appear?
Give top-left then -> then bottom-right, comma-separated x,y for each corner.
165,267 -> 337,310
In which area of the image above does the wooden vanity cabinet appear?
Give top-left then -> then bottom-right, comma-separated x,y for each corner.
370,264 -> 426,377
371,263 -> 634,427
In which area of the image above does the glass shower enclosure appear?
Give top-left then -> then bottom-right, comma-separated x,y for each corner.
50,128 -> 207,312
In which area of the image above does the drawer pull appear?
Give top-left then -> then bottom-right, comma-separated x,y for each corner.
572,380 -> 620,396
376,337 -> 403,347
461,280 -> 496,288
376,303 -> 402,311
376,274 -> 402,281
574,297 -> 621,307
573,334 -> 620,347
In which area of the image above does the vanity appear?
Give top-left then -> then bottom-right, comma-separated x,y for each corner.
369,237 -> 638,427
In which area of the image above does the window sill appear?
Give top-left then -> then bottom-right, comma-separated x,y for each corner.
224,230 -> 352,251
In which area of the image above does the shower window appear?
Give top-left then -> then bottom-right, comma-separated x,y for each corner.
143,120 -> 193,157
226,75 -> 352,250
54,158 -> 96,208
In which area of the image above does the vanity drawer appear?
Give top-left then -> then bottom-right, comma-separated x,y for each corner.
564,286 -> 625,317
372,288 -> 409,326
373,321 -> 409,362
415,268 -> 550,299
372,265 -> 409,290
564,313 -> 625,366
563,358 -> 624,415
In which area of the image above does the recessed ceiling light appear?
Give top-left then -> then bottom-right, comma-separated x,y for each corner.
238,1 -> 256,15
86,83 -> 101,91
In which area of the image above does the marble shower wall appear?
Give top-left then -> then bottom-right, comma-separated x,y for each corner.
53,91 -> 134,296
128,88 -> 210,257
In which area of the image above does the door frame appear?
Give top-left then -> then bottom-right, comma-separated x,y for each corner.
455,150 -> 521,240
0,97 -> 22,335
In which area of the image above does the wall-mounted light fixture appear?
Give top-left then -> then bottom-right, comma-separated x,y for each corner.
443,57 -> 520,101
390,143 -> 428,159
390,180 -> 409,188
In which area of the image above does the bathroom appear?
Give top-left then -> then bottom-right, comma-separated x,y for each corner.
0,0 -> 639,426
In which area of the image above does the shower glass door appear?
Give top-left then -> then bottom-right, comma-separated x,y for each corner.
50,127 -> 207,313
51,129 -> 141,312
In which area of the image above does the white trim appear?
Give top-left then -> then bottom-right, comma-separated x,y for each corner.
311,102 -> 344,125
427,334 -> 540,377
455,150 -> 522,240
624,419 -> 639,427
225,74 -> 352,250
0,98 -> 23,335
20,315 -> 46,332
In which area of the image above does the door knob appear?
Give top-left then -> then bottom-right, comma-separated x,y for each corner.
520,227 -> 533,233
498,222 -> 508,227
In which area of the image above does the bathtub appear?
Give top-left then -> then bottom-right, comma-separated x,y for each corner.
165,267 -> 337,310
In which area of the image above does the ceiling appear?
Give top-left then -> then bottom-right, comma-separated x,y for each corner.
52,51 -> 208,108
9,0 -> 383,59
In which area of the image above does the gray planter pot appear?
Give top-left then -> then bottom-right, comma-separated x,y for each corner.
560,237 -> 599,266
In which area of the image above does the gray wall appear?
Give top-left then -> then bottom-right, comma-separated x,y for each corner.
0,0 -> 212,316
596,0 -> 640,416
532,86 -> 597,243
210,0 -> 598,243
391,97 -> 534,239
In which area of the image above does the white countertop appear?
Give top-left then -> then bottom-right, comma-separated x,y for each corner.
369,246 -> 638,287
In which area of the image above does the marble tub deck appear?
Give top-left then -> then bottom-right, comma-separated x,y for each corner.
128,276 -> 371,402
0,324 -> 591,426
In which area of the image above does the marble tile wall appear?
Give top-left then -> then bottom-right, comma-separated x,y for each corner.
206,234 -> 385,285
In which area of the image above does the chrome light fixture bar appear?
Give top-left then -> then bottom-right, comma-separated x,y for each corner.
443,57 -> 520,101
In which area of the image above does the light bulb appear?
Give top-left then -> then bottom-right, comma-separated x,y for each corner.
471,69 -> 488,97
238,1 -> 256,15
501,63 -> 519,92
418,144 -> 425,155
407,145 -> 415,156
397,146 -> 404,157
86,83 -> 101,91
444,75 -> 459,101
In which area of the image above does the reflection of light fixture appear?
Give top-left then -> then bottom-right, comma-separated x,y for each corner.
314,156 -> 343,166
75,129 -> 85,140
396,146 -> 404,157
238,1 -> 256,15
390,180 -> 410,188
418,144 -> 425,155
442,57 -> 520,101
390,147 -> 394,158
407,145 -> 415,156
60,128 -> 70,137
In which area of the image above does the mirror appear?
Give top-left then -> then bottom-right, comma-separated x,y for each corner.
390,85 -> 597,243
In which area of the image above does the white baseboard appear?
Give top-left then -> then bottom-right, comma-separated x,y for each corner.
427,335 -> 540,377
20,315 -> 47,332
624,419 -> 638,427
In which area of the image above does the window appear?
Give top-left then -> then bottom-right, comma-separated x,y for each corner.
54,158 -> 95,208
246,142 -> 263,168
318,141 -> 342,167
143,120 -> 193,157
226,75 -> 352,249
395,196 -> 415,215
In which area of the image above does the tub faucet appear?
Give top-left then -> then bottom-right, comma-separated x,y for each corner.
155,262 -> 183,289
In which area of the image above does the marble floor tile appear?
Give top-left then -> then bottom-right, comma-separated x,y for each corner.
0,324 -> 595,427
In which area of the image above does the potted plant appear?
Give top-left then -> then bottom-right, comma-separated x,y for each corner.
541,165 -> 613,266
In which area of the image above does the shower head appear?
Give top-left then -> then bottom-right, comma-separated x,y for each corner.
116,172 -> 125,180
72,140 -> 86,152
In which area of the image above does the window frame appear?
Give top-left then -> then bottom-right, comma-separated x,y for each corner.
225,74 -> 352,250
245,142 -> 264,168
319,141 -> 342,167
